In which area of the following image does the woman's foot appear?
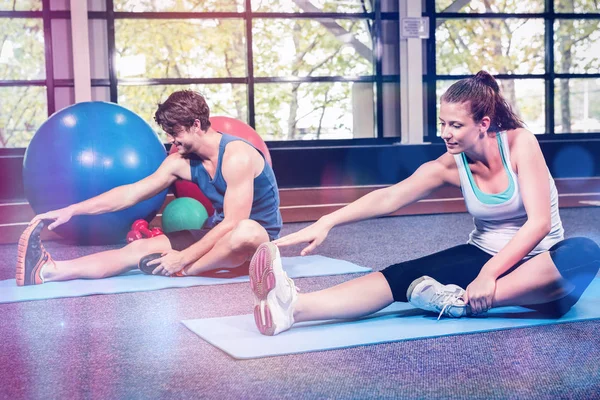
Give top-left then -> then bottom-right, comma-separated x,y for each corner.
407,275 -> 468,319
16,220 -> 54,286
249,242 -> 298,335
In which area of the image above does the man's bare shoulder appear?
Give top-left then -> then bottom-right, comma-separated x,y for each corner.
161,152 -> 191,178
220,140 -> 259,179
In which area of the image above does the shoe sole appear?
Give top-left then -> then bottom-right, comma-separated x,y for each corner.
138,253 -> 163,275
405,275 -> 433,302
16,220 -> 43,286
249,242 -> 278,336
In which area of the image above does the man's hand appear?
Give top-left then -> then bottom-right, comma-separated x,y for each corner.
273,219 -> 332,256
30,207 -> 74,230
147,250 -> 188,276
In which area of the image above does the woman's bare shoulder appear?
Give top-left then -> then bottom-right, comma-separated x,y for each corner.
433,152 -> 460,187
505,128 -> 538,149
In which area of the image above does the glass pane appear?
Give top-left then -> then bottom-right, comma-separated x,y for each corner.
115,19 -> 246,79
252,0 -> 370,13
118,84 -> 247,141
0,0 -> 41,11
50,0 -> 70,10
54,87 -> 74,112
253,19 -> 373,78
0,86 -> 47,148
382,81 -> 400,138
0,19 -> 46,80
254,82 -> 374,140
114,0 -> 244,12
554,20 -> 600,74
381,0 -> 398,12
88,0 -> 107,12
555,79 -> 600,134
91,86 -> 110,102
436,79 -> 545,135
382,20 -> 399,75
436,0 -> 544,13
89,19 -> 109,80
436,18 -> 544,75
52,19 -> 73,80
555,0 -> 600,13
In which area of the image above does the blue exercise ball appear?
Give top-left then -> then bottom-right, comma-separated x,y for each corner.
23,101 -> 168,244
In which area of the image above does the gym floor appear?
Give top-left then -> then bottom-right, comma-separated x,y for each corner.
1,209 -> 599,399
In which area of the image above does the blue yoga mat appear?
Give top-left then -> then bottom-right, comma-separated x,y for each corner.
182,278 -> 600,360
0,255 -> 370,303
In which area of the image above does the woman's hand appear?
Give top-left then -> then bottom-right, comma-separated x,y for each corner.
273,219 -> 333,256
464,274 -> 497,315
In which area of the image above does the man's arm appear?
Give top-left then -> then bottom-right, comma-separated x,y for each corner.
178,142 -> 257,271
32,153 -> 185,229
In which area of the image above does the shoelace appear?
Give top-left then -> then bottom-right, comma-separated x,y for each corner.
437,304 -> 453,320
430,289 -> 465,320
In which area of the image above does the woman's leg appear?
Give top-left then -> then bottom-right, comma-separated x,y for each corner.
493,237 -> 600,316
249,242 -> 491,335
294,272 -> 393,322
296,244 -> 493,321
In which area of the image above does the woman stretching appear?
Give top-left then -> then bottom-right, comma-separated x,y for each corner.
248,70 -> 600,336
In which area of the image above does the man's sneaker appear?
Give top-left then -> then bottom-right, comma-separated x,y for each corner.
249,242 -> 297,336
406,275 -> 468,319
138,253 -> 162,275
16,220 -> 53,286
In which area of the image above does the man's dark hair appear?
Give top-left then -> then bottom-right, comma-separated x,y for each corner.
154,90 -> 211,134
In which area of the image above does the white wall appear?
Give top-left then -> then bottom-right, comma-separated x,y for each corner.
399,0 -> 426,144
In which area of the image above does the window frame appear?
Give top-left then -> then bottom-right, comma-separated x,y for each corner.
89,0 -> 400,144
424,0 -> 600,142
0,1 -> 74,117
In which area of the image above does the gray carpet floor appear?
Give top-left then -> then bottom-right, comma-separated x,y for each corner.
0,208 -> 599,399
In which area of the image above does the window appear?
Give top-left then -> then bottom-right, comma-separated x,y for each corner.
0,1 -> 53,148
100,0 -> 399,142
427,0 -> 600,139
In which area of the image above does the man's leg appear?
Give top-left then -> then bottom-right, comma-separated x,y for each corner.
182,219 -> 269,276
17,220 -> 173,285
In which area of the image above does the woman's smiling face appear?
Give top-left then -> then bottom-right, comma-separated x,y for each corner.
438,101 -> 489,154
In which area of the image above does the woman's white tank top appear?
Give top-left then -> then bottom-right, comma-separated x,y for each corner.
453,132 -> 564,257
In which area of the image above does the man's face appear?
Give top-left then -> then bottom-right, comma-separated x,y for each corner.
167,125 -> 195,155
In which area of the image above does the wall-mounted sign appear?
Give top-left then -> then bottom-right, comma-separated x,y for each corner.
401,17 -> 429,39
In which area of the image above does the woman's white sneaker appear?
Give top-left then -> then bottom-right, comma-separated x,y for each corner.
407,275 -> 468,319
249,242 -> 298,336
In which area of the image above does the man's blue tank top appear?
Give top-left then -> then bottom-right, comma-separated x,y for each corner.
189,133 -> 282,239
